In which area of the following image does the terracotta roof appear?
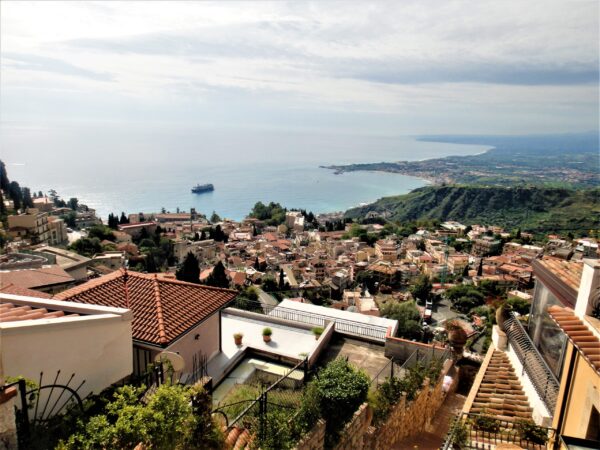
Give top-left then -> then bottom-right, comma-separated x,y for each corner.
55,269 -> 237,346
0,265 -> 75,289
469,350 -> 533,421
547,305 -> 600,374
537,257 -> 583,293
0,301 -> 78,322
0,283 -> 52,299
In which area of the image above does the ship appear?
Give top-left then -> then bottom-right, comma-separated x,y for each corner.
191,183 -> 214,194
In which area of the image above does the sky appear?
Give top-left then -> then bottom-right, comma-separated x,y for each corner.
1,0 -> 598,136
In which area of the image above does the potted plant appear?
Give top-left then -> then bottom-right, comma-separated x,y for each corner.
312,327 -> 324,340
495,302 -> 512,332
262,327 -> 273,342
233,332 -> 243,346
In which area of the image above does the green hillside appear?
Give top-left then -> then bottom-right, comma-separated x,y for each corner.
345,185 -> 600,235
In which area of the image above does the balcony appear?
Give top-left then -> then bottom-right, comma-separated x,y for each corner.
504,312 -> 560,414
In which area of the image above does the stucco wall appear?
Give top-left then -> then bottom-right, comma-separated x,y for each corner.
1,314 -> 133,402
560,350 -> 600,439
166,312 -> 221,374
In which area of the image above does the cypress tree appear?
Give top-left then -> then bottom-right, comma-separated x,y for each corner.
176,252 -> 200,284
206,261 -> 229,288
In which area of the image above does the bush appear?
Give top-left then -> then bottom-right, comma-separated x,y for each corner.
506,296 -> 531,315
314,358 -> 370,447
380,300 -> 423,339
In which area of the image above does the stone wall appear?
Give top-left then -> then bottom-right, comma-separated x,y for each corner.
365,359 -> 454,449
384,331 -> 448,362
294,359 -> 455,450
0,386 -> 18,450
295,419 -> 326,450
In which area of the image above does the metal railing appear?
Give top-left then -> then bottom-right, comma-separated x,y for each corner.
229,298 -> 389,341
440,412 -> 555,450
504,312 -> 559,413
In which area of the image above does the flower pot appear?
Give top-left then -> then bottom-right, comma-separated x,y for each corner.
263,335 -> 271,343
234,336 -> 243,346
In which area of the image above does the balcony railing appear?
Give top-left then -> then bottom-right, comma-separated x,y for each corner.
228,298 -> 389,342
503,312 -> 559,413
441,413 -> 555,450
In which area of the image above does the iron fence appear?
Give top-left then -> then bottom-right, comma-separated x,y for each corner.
212,358 -> 308,446
504,312 -> 559,413
440,412 -> 555,450
230,298 -> 389,341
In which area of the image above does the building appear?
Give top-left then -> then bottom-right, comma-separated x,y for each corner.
117,222 -> 158,239
7,208 -> 50,244
0,265 -> 76,294
47,216 -> 68,245
173,239 -> 217,265
33,246 -> 91,282
1,293 -> 133,402
55,269 -> 238,379
447,257 -> 600,449
472,236 -> 502,257
375,239 -> 398,262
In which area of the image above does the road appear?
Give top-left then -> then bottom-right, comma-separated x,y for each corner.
255,287 -> 279,307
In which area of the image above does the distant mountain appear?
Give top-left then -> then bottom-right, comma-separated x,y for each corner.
344,185 -> 600,235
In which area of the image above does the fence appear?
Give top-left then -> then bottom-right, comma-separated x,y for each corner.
230,298 -> 389,341
503,312 -> 559,413
212,358 -> 308,446
440,412 -> 555,450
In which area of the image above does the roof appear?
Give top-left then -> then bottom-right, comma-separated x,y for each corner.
547,305 -> 600,374
0,301 -> 79,322
0,283 -> 52,299
55,269 -> 237,346
536,257 -> 583,292
0,265 -> 75,289
467,348 -> 533,421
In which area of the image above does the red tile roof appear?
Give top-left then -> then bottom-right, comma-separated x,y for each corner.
547,305 -> 600,374
0,283 -> 52,299
469,350 -> 533,421
0,265 -> 75,289
55,269 -> 237,346
538,257 -> 583,292
0,301 -> 78,322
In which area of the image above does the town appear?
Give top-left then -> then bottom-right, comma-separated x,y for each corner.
1,181 -> 599,449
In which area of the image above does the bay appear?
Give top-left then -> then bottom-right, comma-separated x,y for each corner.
1,124 -> 490,221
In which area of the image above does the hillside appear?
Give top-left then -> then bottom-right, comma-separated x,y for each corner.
344,185 -> 600,235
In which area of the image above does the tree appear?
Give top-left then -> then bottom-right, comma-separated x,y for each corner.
107,213 -> 119,229
205,261 -> 229,288
67,197 -> 79,210
145,254 -> 159,273
313,358 -> 370,447
88,225 -> 115,241
410,274 -> 432,303
22,187 -> 34,208
446,284 -> 485,313
8,181 -> 22,210
176,252 -> 200,284
62,211 -> 77,228
0,190 -> 5,216
210,211 -> 221,223
0,160 -> 9,191
279,269 -> 285,290
200,230 -> 207,241
38,190 -> 43,198
261,275 -> 278,292
253,257 -> 260,271
119,212 -> 129,224
69,237 -> 102,257
380,300 -> 423,339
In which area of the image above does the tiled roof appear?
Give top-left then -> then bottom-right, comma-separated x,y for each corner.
0,301 -> 78,322
469,350 -> 533,421
0,265 -> 75,289
537,257 -> 583,292
0,283 -> 52,299
55,269 -> 237,346
547,305 -> 600,374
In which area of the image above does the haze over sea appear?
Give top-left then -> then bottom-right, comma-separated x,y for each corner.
2,124 -> 489,221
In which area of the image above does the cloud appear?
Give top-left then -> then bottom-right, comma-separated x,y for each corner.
2,52 -> 113,82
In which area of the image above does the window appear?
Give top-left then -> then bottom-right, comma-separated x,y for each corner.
528,282 -> 568,377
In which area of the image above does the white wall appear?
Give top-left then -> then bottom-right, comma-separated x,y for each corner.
1,312 -> 132,402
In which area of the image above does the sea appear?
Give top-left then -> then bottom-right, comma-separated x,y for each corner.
1,124 -> 490,222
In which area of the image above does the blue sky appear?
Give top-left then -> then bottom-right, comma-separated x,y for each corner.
1,0 -> 598,135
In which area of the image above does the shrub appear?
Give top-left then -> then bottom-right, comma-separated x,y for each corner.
471,413 -> 501,433
314,358 -> 370,447
262,327 -> 273,336
515,419 -> 548,444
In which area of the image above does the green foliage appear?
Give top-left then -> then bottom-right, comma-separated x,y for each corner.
205,260 -> 229,288
369,359 -> 443,425
345,185 -> 600,236
209,211 -> 221,223
87,225 -> 115,242
515,419 -> 549,444
471,413 -> 501,432
61,211 -> 77,228
312,326 -> 324,336
261,275 -> 278,292
176,252 -> 200,284
506,296 -> 531,315
380,300 -> 422,339
69,237 -> 102,257
249,201 -> 287,226
59,384 -> 223,450
262,327 -> 273,336
313,358 -> 370,447
446,284 -> 485,313
410,274 -> 433,303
